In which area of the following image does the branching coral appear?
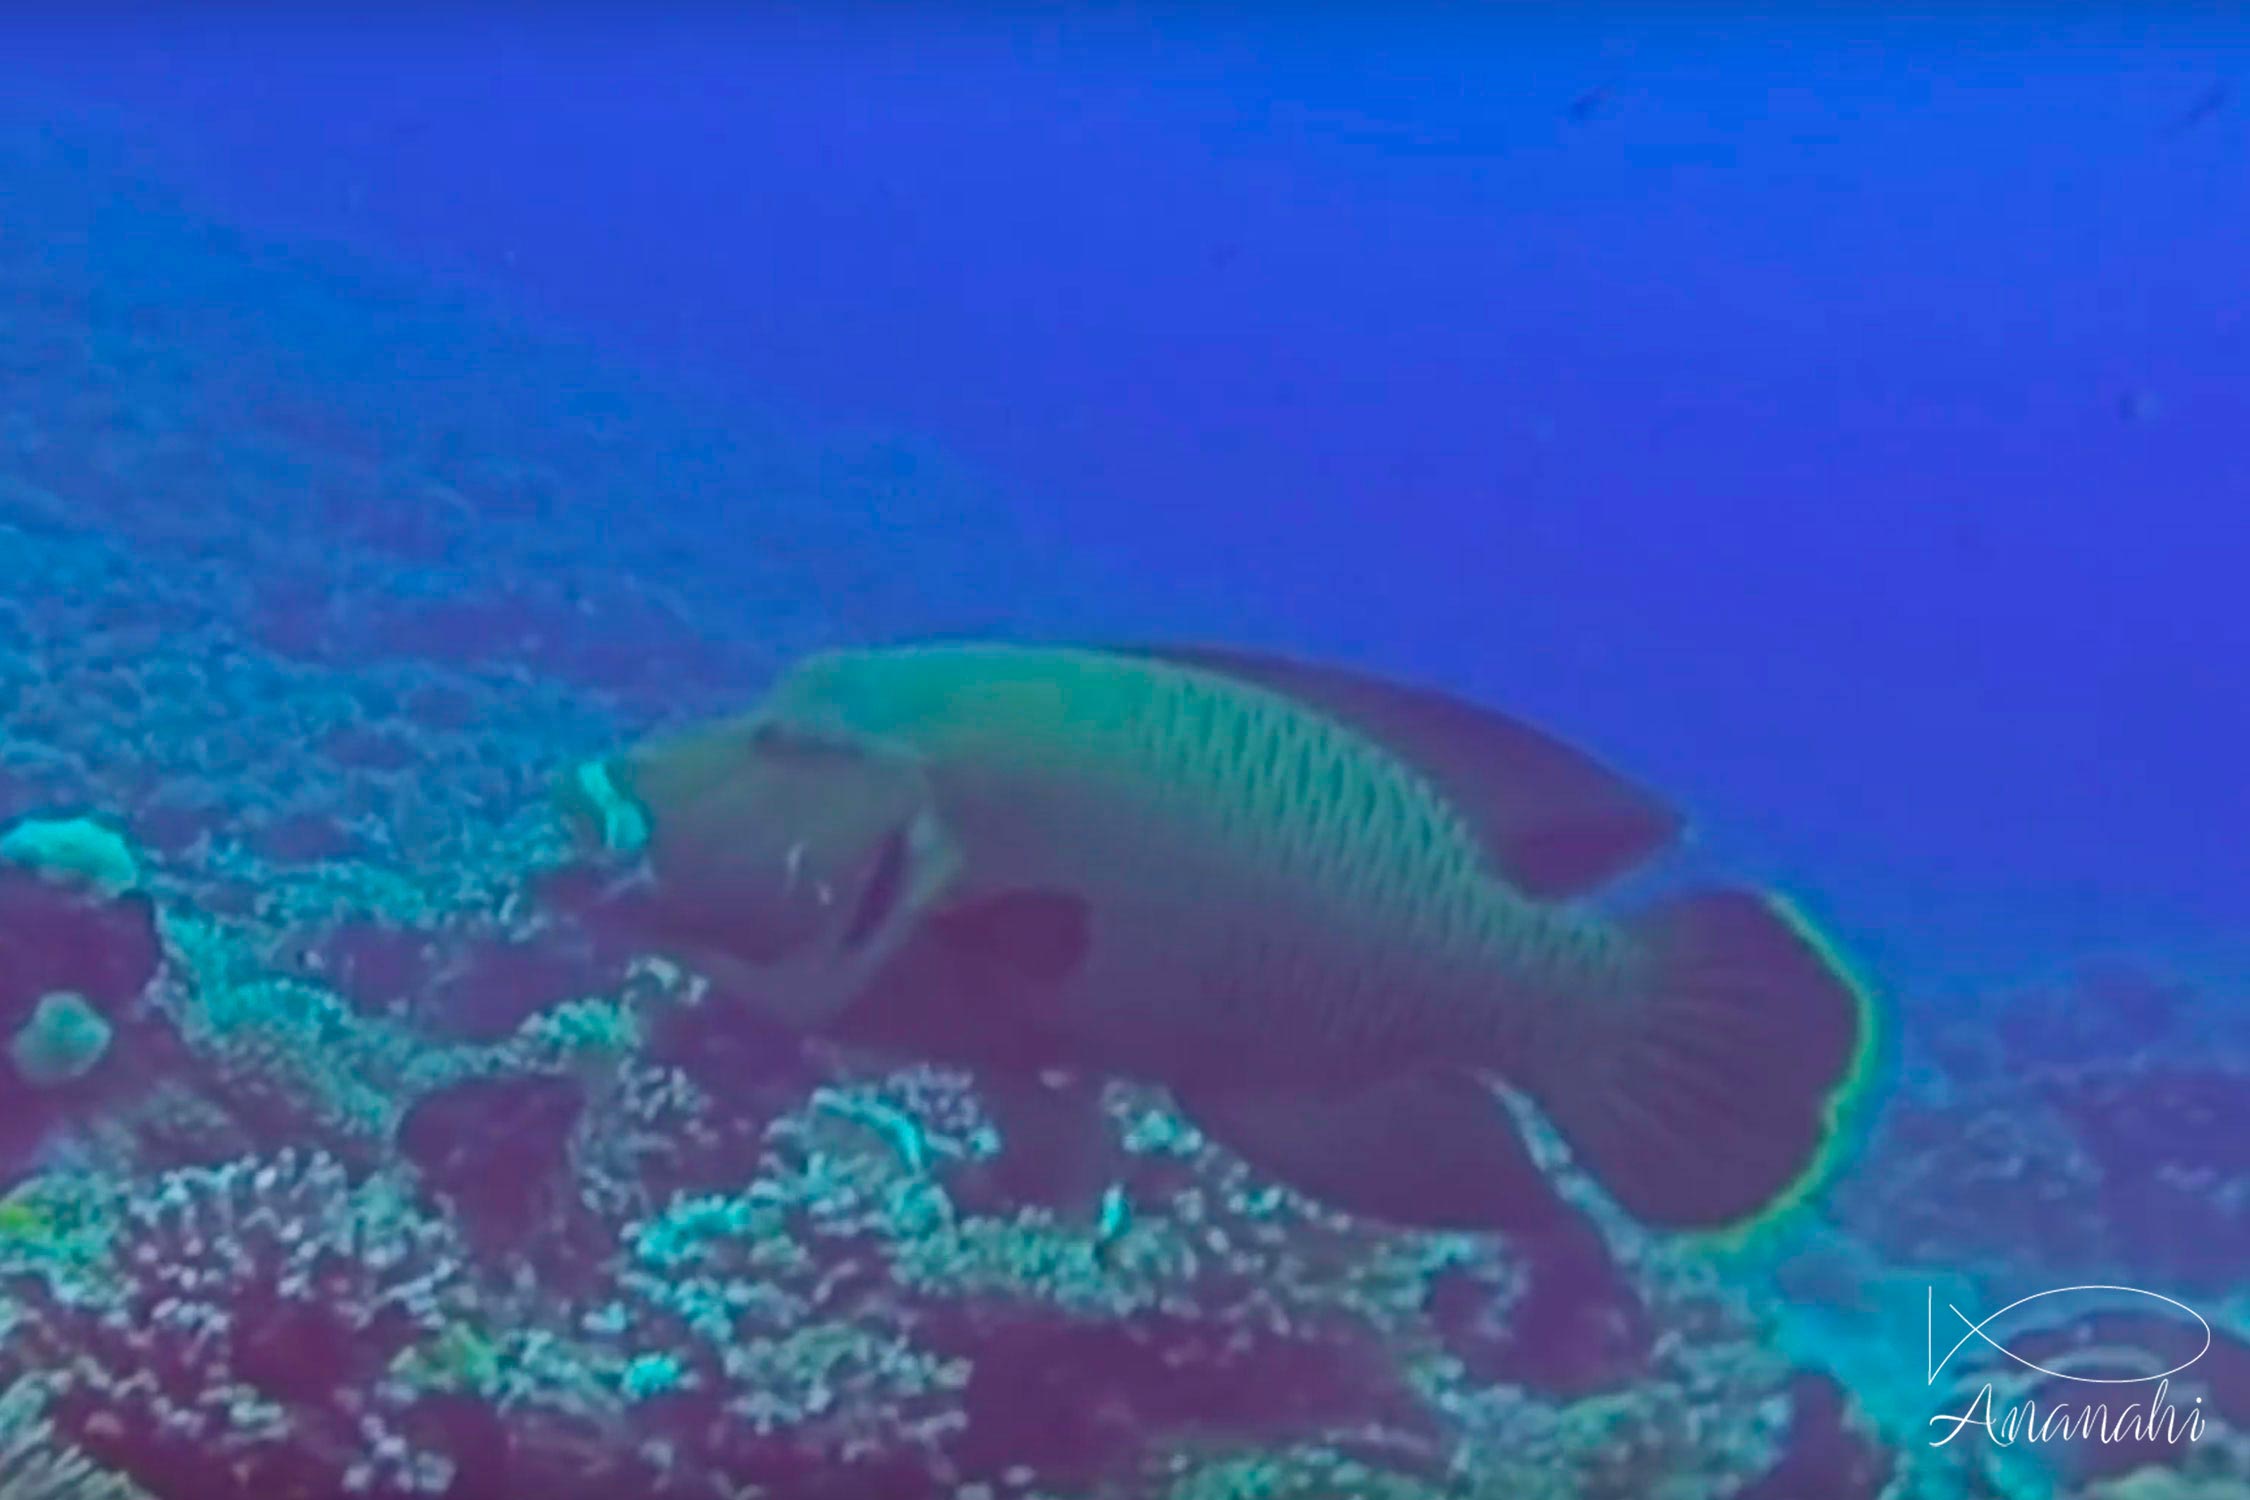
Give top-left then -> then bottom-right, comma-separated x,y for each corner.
0,838 -> 1882,1500
2,1151 -> 477,1499
0,1376 -> 147,1500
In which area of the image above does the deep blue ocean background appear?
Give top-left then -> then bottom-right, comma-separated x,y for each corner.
1,11 -> 2246,1500
20,8 -> 2250,994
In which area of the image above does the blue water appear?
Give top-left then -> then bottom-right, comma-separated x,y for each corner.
22,10 -> 2249,996
3,12 -> 2246,1500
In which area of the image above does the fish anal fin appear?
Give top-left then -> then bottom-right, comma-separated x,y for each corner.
1174,1069 -> 1571,1235
1130,644 -> 1680,898
928,888 -> 1092,988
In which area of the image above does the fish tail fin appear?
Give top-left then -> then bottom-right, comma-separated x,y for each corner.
1529,889 -> 1878,1233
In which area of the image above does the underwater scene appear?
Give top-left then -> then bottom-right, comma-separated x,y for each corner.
1,11 -> 2245,1500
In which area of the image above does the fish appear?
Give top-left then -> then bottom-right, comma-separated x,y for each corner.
2161,78 -> 2231,141
556,641 -> 1878,1237
1566,86 -> 1616,125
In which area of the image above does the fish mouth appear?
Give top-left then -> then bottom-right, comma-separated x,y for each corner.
548,759 -> 671,941
557,758 -> 652,856
837,827 -> 910,955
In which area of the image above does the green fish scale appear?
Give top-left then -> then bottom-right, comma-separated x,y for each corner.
815,644 -> 1627,1064
1137,668 -> 1519,1052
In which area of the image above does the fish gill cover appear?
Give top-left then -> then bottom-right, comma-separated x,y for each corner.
0,11 -> 2246,1500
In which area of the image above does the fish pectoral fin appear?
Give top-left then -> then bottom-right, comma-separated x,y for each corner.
1126,644 -> 1681,898
927,888 -> 1092,988
1173,1069 -> 1572,1235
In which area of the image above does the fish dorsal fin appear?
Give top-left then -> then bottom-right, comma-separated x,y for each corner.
1132,644 -> 1681,898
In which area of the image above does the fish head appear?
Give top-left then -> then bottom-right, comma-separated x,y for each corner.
555,711 -> 959,1031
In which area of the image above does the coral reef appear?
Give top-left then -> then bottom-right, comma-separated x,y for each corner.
1836,1042 -> 2250,1294
1,1152 -> 474,1498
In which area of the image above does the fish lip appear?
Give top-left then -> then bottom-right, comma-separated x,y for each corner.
559,757 -> 651,856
